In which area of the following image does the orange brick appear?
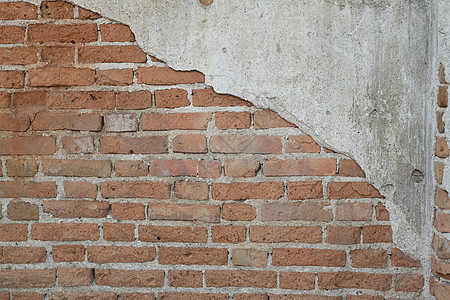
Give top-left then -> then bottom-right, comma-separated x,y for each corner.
137,67 -> 204,85
0,181 -> 56,198
99,136 -> 168,154
31,223 -> 99,241
7,201 -> 39,220
212,182 -> 284,200
87,246 -> 156,263
212,225 -> 246,243
150,160 -> 197,177
254,110 -> 295,129
159,247 -> 227,265
29,68 -> 95,87
279,272 -> 315,290
43,200 -> 110,218
174,181 -> 209,200
318,272 -> 391,291
391,248 -> 421,267
96,269 -> 164,287
263,158 -> 336,176
438,86 -> 448,107
0,47 -> 37,65
77,7 -> 101,20
0,70 -> 24,88
193,89 -> 251,106
0,224 -> 27,241
250,226 -> 322,243
205,270 -> 276,288
48,91 -> 115,109
142,112 -> 211,130
58,268 -> 92,287
34,112 -> 102,131
41,46 -> 75,66
79,45 -> 146,63
101,24 -> 135,42
210,135 -> 282,153
42,159 -> 110,177
215,111 -> 251,129
339,159 -> 366,177
222,203 -> 256,221
0,2 -> 37,20
155,88 -> 189,108
286,135 -> 321,153
168,270 -> 202,287
117,91 -> 152,110
0,113 -> 30,132
103,223 -> 135,241
0,246 -> 45,264
394,273 -> 424,292
363,225 -> 393,243
0,269 -> 55,288
52,245 -> 85,262
139,226 -> 207,243
0,26 -> 25,44
101,181 -> 170,199
112,203 -> 146,220
28,24 -> 98,43
98,69 -> 133,86
115,161 -> 148,177
173,134 -> 207,153
224,159 -> 260,177
375,202 -> 390,221
148,203 -> 220,223
41,1 -> 74,19
351,249 -> 387,268
328,182 -> 382,199
326,226 -> 361,244
336,202 -> 372,221
159,293 -> 226,300
64,182 -> 97,199
62,136 -> 94,154
287,180 -> 323,199
260,202 -> 332,221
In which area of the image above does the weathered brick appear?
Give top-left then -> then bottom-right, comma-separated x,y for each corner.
212,182 -> 284,200
193,89 -> 251,106
263,158 -> 336,176
62,136 -> 94,154
0,113 -> 30,131
438,86 -> 448,107
0,2 -> 37,20
391,248 -> 421,267
29,68 -> 95,87
150,160 -> 197,176
148,203 -> 220,223
175,181 -> 209,200
0,26 -> 25,44
139,226 -> 207,243
101,24 -> 135,42
286,135 -> 321,153
79,45 -> 146,63
78,7 -> 101,20
64,182 -> 97,199
137,67 -> 204,85
198,160 -> 222,178
336,202 -> 372,221
351,249 -> 387,268
215,111 -> 251,129
117,91 -> 152,110
375,202 -> 390,221
0,224 -> 27,241
115,161 -> 148,177
433,235 -> 450,260
279,272 -> 315,290
205,270 -> 276,288
0,292 -> 8,300
210,135 -> 282,153
260,202 -> 332,221
438,111 -> 445,133
31,223 -> 99,241
432,255 -> 450,280
318,272 -> 391,291
8,201 -> 39,220
87,246 -> 156,263
394,273 -> 424,292
232,249 -> 268,268
103,223 -> 135,241
142,112 -> 211,130
0,92 -> 9,108
6,159 -> 38,177
0,246 -> 46,264
99,136 -> 168,154
326,226 -> 361,244
41,1 -> 74,19
212,225 -> 246,243
223,203 -> 256,221
28,24 -> 98,43
112,203 -> 146,220
328,182 -> 382,199
436,162 -> 444,184
224,159 -> 260,177
436,137 -> 449,158
435,211 -> 450,233
52,245 -> 85,262
363,225 -> 393,243
159,247 -> 227,265
431,277 -> 450,299
0,47 -> 37,65
339,159 -> 366,177
0,182 -> 56,198
159,293 -> 226,300
42,159 -> 111,177
0,269 -> 55,288
155,88 -> 189,108
121,293 -> 155,300
234,294 -> 268,300
50,292 -> 116,300
101,181 -> 170,199
48,91 -> 115,109
287,180 -> 323,200
41,46 -> 74,66
254,111 -> 295,129
34,112 -> 101,131
173,134 -> 207,153
96,269 -> 164,287
436,187 -> 450,209
346,296 -> 383,300
0,70 -> 24,88
168,270 -> 203,287
250,226 -> 322,243
58,268 -> 92,287
43,200 -> 110,218
104,113 -> 137,132
12,292 -> 45,300
98,69 -> 134,86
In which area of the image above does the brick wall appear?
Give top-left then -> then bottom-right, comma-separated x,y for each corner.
0,1 -> 424,299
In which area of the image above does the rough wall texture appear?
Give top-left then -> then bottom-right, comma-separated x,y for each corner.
0,1 -> 428,298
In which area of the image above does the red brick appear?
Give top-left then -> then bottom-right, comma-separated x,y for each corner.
87,246 -> 155,263
0,113 -> 30,132
328,182 -> 382,199
12,292 -> 44,300
137,67 -> 204,85
173,134 -> 207,153
346,296 -> 383,300
103,223 -> 135,241
263,158 -> 336,176
279,272 -> 315,290
101,181 -> 170,199
193,89 -> 251,106
168,270 -> 202,287
150,160 -> 197,176
139,226 -> 207,243
96,269 -> 164,287
8,92 -> 43,113
286,135 -> 321,153
232,249 -> 268,267
339,159 -> 366,177
0,293 -> 8,300
223,203 -> 256,221
64,182 -> 97,199
148,203 -> 220,223
41,1 -> 74,19
224,159 -> 260,177
0,2 -> 37,20
351,249 -> 387,268
115,161 -> 148,177
79,45 -> 146,63
287,180 -> 323,200
41,46 -> 74,66
112,203 -> 146,220
215,111 -> 251,129
52,245 -> 84,262
28,24 -> 98,43
7,201 -> 39,220
391,248 -> 421,267
121,293 -> 155,300
375,202 -> 390,221
212,182 -> 284,200
234,294 -> 268,300
0,26 -> 25,44
155,88 -> 189,108
98,69 -> 134,86
438,86 -> 448,107
142,112 -> 211,130
318,272 -> 391,291
210,135 -> 282,153
433,255 -> 450,279
159,293 -> 226,300
175,181 -> 209,200
0,181 -> 56,198
436,137 -> 449,158
435,211 -> 450,233
43,200 -> 110,218
0,246 -> 46,264
42,159 -> 110,177
159,247 -> 227,265
272,248 -> 346,267
394,273 -> 424,292
250,226 -> 322,243
0,224 -> 27,241
212,225 -> 246,243
58,268 -> 92,287
260,202 -> 332,221
0,92 -> 9,108
363,225 -> 393,243
31,223 -> 99,241
336,202 -> 372,221
326,226 -> 361,244
101,24 -> 135,42
199,160 -> 222,178
431,277 -> 450,299
77,7 -> 101,20
436,187 -> 450,209
34,112 -> 101,131
29,68 -> 95,87
48,91 -> 115,109
0,47 -> 37,65
50,292 -> 116,300
0,269 -> 55,288
117,91 -> 152,110
0,70 -> 24,88
254,110 -> 295,129
205,270 -> 276,288
62,136 -> 94,154
99,136 -> 168,154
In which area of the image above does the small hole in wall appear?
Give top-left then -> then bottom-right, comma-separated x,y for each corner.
411,169 -> 424,183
